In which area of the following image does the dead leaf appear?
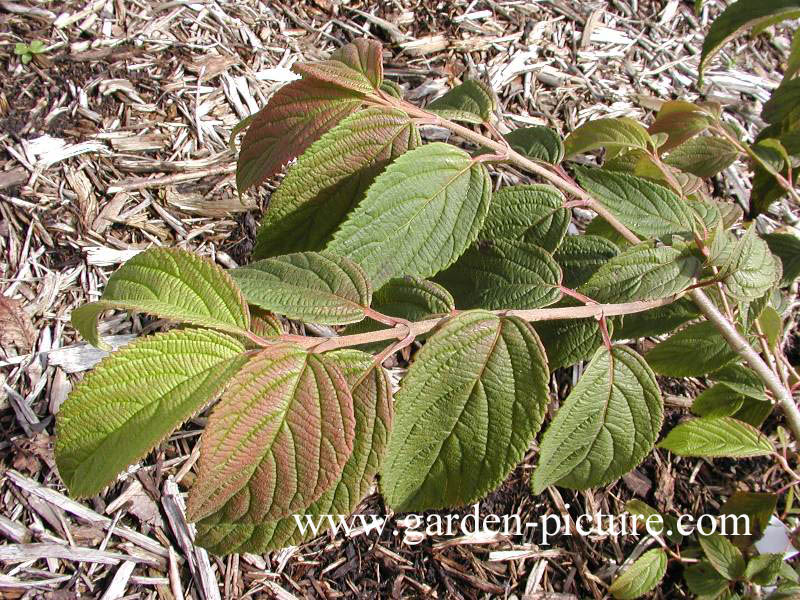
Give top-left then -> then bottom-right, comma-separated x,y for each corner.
0,297 -> 36,352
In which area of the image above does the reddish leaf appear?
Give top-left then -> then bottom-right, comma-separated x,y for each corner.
293,38 -> 383,93
236,79 -> 362,194
187,344 -> 355,523
648,100 -> 715,153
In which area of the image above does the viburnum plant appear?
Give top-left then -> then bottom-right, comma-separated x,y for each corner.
57,1 -> 799,595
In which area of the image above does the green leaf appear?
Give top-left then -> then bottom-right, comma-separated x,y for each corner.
236,79 -> 362,194
195,349 -> 392,554
746,554 -> 783,585
564,117 -> 652,159
758,305 -> 783,351
380,79 -> 404,99
554,235 -> 619,289
658,417 -> 774,458
502,126 -> 564,164
188,344 -> 355,523
711,365 -> 767,401
71,248 -> 250,350
382,311 -> 549,511
719,225 -> 780,301
344,276 -> 454,339
763,232 -> 800,285
427,79 -> 495,124
14,42 -> 28,55
574,167 -> 698,238
665,136 -> 740,177
786,29 -> 800,81
734,397 -> 774,428
684,561 -> 730,597
478,184 -> 568,251
261,108 -> 419,245
29,40 -> 45,53
579,241 -> 701,304
720,491 -> 778,539
585,216 -> 632,248
434,239 -> 562,310
699,0 -> 800,80
327,143 -> 491,288
55,329 -> 247,497
613,297 -> 700,339
648,100 -> 715,153
609,549 -> 668,600
532,304 -> 609,371
253,165 -> 381,259
293,38 -> 383,93
763,79 -> 800,126
230,252 -> 371,325
625,500 -> 683,543
531,346 -> 662,493
646,321 -> 739,376
699,532 -> 746,580
692,385 -> 746,418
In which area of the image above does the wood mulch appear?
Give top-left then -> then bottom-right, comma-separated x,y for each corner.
0,0 -> 797,597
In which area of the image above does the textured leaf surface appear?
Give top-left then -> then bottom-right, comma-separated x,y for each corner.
236,79 -> 362,193
253,166 -> 380,259
72,248 -> 250,350
745,554 -> 783,585
382,311 -> 550,511
719,226 -> 780,301
533,305 -> 609,371
554,235 -> 619,288
328,143 -> 491,287
699,533 -> 746,580
609,549 -> 668,600
293,39 -> 383,93
195,349 -> 392,554
435,239 -> 562,310
427,79 -> 495,124
658,417 -> 774,457
264,108 -> 418,232
564,117 -> 652,158
700,0 -> 800,79
478,184 -> 568,251
344,276 -> 454,338
692,385 -> 746,419
684,561 -> 729,597
230,252 -> 371,325
503,126 -> 564,164
646,321 -> 739,376
665,136 -> 740,177
711,365 -> 766,401
574,167 -> 698,237
579,241 -> 700,304
56,329 -> 247,497
763,232 -> 800,285
188,344 -> 355,523
613,297 -> 700,340
532,346 -> 662,493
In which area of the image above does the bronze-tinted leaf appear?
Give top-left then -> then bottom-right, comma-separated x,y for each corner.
188,344 -> 355,523
236,79 -> 362,194
293,38 -> 383,92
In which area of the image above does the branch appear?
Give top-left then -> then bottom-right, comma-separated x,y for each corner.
279,295 -> 682,352
689,288 -> 800,440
